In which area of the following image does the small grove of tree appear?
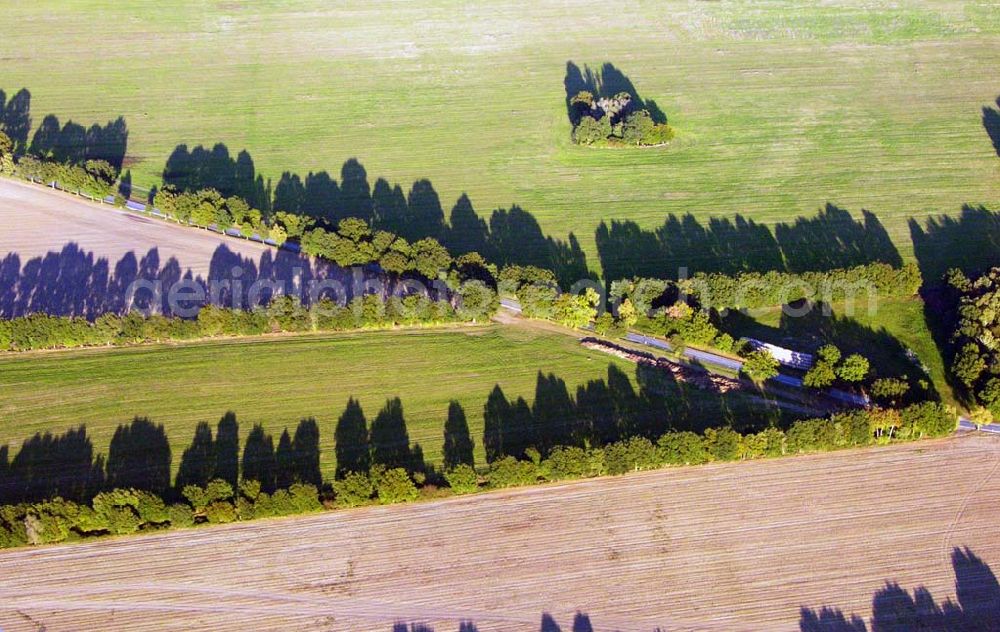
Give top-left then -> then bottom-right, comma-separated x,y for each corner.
947,268 -> 1000,421
569,91 -> 674,147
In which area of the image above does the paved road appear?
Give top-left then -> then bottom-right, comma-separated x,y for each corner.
959,418 -> 1000,434
0,178 -> 274,278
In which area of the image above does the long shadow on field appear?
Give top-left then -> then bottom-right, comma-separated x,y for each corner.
176,413 -> 323,494
596,203 -> 902,282
909,204 -> 1000,284
161,146 -> 592,288
163,143 -> 270,210
389,611 -> 611,631
29,112 -> 128,172
800,547 -> 1000,631
0,425 -> 104,505
483,361 -> 785,466
1,86 -> 128,168
0,240 -> 373,319
0,88 -> 32,155
984,96 -> 1000,157
175,412 -> 240,492
106,416 -> 172,497
442,401 -> 475,471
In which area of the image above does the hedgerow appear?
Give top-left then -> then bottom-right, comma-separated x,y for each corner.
0,290 -> 492,352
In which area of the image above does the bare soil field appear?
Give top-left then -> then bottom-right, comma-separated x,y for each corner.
0,434 -> 997,632
0,178 -> 270,278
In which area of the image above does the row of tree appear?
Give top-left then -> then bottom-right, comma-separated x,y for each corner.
0,394 -> 955,549
0,291 -> 495,352
1,132 -> 118,199
946,267 -> 1000,423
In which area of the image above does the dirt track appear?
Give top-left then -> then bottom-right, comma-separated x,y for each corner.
0,178 -> 274,277
0,435 -> 997,631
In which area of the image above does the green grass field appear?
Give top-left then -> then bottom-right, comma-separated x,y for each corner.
0,324 -> 791,479
1,324 -> 777,479
2,1 -> 997,273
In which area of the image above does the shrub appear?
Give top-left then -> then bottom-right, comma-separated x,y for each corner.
288,484 -> 322,513
741,349 -> 779,381
703,427 -> 742,461
657,431 -> 710,465
168,504 -> 195,528
543,446 -> 594,480
332,472 -> 374,507
444,465 -> 479,495
485,457 -> 539,488
204,501 -> 237,524
374,468 -> 419,505
604,437 -> 658,475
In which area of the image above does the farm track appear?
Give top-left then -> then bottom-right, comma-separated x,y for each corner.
1,434 -> 998,631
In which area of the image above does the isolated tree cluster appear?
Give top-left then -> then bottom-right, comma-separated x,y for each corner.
569,90 -> 675,146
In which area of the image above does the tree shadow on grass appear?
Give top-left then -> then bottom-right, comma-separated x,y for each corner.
442,401 -> 475,470
909,204 -> 1000,285
29,113 -> 128,172
596,203 -> 901,282
0,87 -> 32,155
563,61 -> 667,125
0,425 -> 103,505
483,360 -> 785,465
106,416 -> 171,497
242,423 -> 277,494
983,96 -> 1000,157
2,86 -> 128,169
160,146 -> 593,288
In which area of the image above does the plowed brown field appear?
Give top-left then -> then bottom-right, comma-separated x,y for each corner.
1,434 -> 997,631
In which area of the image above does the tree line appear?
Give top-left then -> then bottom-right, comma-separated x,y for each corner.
945,266 -> 1000,425
0,290 -> 496,352
0,374 -> 955,549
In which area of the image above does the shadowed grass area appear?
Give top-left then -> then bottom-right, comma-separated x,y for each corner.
722,296 -> 955,406
0,323 -> 792,479
0,325 -> 629,478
